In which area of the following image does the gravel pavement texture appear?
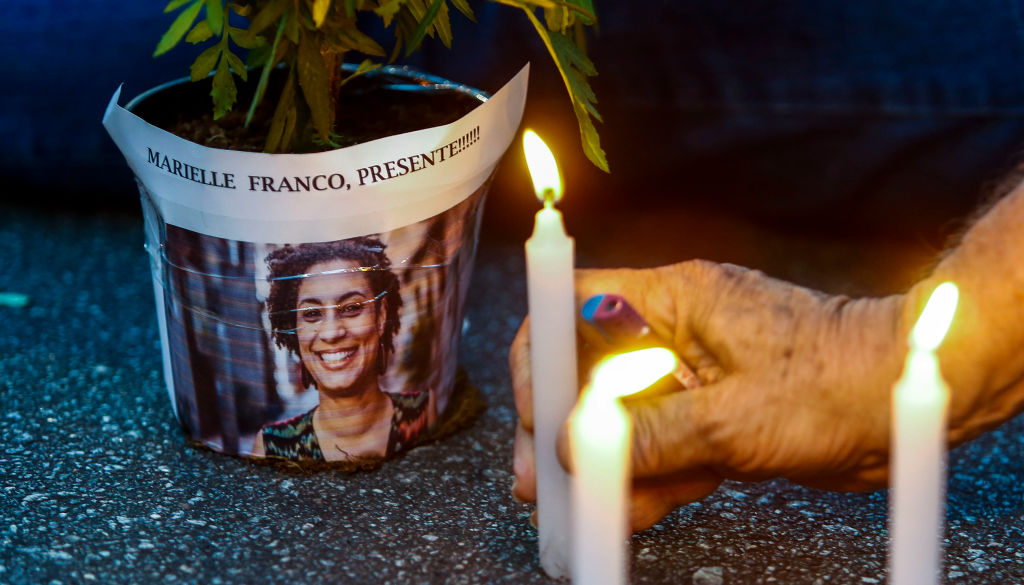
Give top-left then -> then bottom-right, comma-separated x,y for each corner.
2,202 -> 1022,585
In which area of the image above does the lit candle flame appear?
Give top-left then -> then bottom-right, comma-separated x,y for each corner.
523,129 -> 563,205
911,282 -> 959,351
588,347 -> 678,401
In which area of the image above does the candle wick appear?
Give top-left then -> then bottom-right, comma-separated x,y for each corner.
542,189 -> 557,209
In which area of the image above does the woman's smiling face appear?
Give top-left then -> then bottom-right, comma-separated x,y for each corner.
295,259 -> 384,395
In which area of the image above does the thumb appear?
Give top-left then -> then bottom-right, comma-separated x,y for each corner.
573,262 -> 728,387
572,267 -> 670,351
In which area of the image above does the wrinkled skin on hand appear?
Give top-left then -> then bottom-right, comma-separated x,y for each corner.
509,260 -> 906,531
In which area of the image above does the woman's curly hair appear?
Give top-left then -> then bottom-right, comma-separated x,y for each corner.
265,236 -> 403,379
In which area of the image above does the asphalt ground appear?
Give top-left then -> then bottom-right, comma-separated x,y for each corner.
1,197 -> 1022,585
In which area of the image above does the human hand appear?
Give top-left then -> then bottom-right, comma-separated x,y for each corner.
510,260 -> 905,531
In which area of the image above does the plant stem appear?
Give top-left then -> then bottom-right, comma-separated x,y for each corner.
245,16 -> 288,129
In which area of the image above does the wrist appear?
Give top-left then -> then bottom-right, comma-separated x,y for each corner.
904,272 -> 1024,445
829,294 -> 907,401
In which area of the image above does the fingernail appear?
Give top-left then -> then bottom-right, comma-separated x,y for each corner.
510,478 -> 526,503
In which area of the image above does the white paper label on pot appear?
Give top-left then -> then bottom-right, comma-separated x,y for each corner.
104,66 -> 528,460
103,65 -> 528,243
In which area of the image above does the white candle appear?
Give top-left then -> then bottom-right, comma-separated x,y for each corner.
889,282 -> 959,585
523,129 -> 577,578
570,348 -> 678,585
571,394 -> 630,585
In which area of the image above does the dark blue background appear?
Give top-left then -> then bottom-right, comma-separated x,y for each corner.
6,1 -> 1024,232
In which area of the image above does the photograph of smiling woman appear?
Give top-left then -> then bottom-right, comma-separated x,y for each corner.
252,237 -> 434,462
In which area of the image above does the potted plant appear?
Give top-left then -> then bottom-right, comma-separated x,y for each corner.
151,0 -> 605,161
102,0 -> 603,468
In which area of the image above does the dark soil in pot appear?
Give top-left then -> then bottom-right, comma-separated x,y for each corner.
129,66 -> 485,152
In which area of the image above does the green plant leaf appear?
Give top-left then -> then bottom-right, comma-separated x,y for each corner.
336,28 -> 386,56
265,69 -> 299,153
164,0 -> 194,13
544,5 -> 567,33
285,8 -> 301,43
205,0 -> 224,34
570,99 -> 606,171
391,8 -> 417,59
211,58 -> 238,119
434,0 -> 453,48
568,67 -> 600,120
246,16 -> 288,128
190,45 -> 221,80
224,49 -> 248,82
388,35 -> 403,62
565,0 -> 595,24
228,2 -> 251,16
154,0 -> 204,57
374,0 -> 401,26
312,0 -> 331,27
186,19 -> 214,44
338,58 -> 381,89
375,0 -> 403,26
158,0 -> 604,168
450,0 -> 474,21
515,4 -> 608,171
500,0 -> 557,9
548,28 -> 596,75
297,33 -> 335,141
566,0 -> 594,11
572,18 -> 588,50
404,0 -> 426,20
247,0 -> 286,35
229,26 -> 266,49
297,6 -> 316,30
405,0 -> 444,56
276,37 -> 292,60
507,0 -> 595,23
245,42 -> 270,68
